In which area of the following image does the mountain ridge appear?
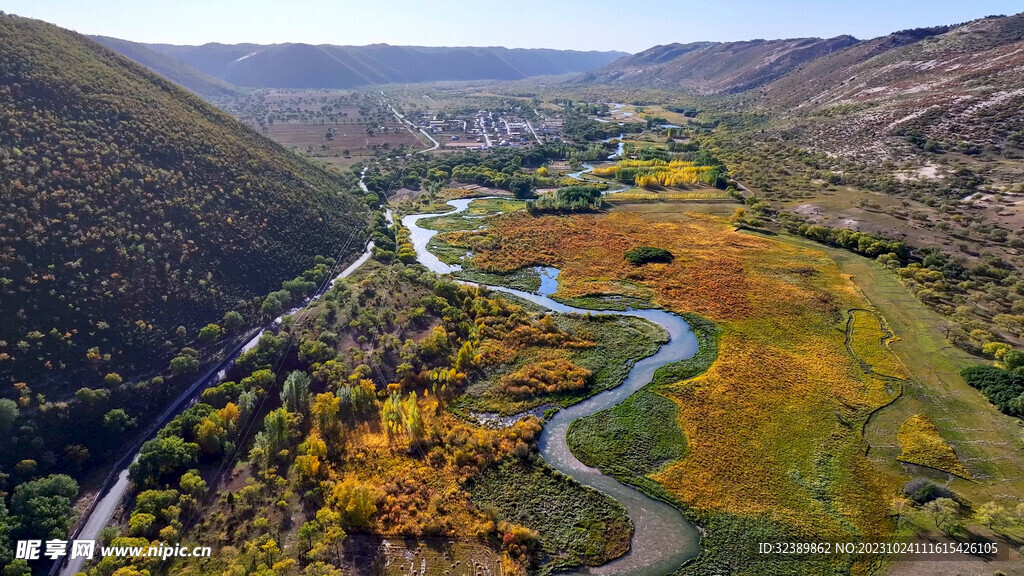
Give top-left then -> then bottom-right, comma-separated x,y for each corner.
101,39 -> 629,89
574,35 -> 860,93
752,13 -> 1024,159
0,14 -> 369,394
90,35 -> 241,98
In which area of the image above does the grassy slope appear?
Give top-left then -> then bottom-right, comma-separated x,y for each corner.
0,14 -> 369,488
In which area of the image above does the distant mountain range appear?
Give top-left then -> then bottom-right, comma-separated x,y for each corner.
93,38 -> 628,91
573,36 -> 861,93
754,13 -> 1024,156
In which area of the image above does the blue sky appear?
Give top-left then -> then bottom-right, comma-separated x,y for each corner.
5,0 -> 1021,52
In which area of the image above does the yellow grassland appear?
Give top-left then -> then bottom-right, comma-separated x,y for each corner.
449,210 -> 913,571
897,414 -> 973,479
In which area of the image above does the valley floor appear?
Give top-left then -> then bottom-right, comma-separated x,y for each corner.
437,198 -> 1024,574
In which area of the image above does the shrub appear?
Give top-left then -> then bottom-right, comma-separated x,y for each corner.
903,478 -> 955,504
961,365 -> 1024,416
624,246 -> 673,266
526,185 -> 604,214
169,353 -> 200,376
896,414 -> 971,478
222,311 -> 245,332
197,323 -> 223,342
499,359 -> 591,398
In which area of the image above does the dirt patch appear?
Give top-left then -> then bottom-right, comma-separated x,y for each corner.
388,187 -> 427,203
894,163 -> 944,181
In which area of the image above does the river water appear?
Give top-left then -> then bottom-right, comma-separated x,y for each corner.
402,199 -> 702,576
566,133 -> 624,181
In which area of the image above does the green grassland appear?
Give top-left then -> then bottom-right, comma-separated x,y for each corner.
769,232 -> 1024,506
467,455 -> 632,574
566,388 -> 686,480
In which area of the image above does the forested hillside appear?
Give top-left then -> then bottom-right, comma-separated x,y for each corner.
0,15 -> 368,409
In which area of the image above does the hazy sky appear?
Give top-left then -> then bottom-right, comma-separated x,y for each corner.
5,0 -> 1021,52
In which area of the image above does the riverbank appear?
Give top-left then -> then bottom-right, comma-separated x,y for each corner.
402,199 -> 704,576
439,205 -> 912,575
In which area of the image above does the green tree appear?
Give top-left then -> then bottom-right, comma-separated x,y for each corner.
222,310 -> 245,332
262,293 -> 285,317
195,417 -> 227,454
311,508 -> 346,563
0,398 -> 17,432
1009,393 -> 1024,416
264,408 -> 292,453
303,561 -> 343,576
311,392 -> 340,434
130,436 -> 199,487
380,393 -> 403,440
179,469 -> 206,500
169,353 -> 199,376
198,323 -> 223,342
299,338 -> 334,364
455,341 -> 475,372
10,474 -> 79,539
1014,502 -> 1024,525
402,393 -> 424,443
2,560 -> 31,576
974,501 -> 1010,530
102,408 -> 137,436
924,497 -> 959,533
0,500 -> 15,567
297,520 -> 322,554
128,512 -> 156,537
134,489 -> 179,518
1004,349 -> 1024,371
281,370 -> 312,414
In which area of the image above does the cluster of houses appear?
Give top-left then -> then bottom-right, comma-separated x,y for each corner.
404,108 -> 560,150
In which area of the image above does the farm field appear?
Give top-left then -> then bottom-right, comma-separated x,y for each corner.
218,88 -> 430,168
266,121 -> 425,167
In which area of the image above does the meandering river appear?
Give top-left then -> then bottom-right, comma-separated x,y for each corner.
402,199 -> 702,576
